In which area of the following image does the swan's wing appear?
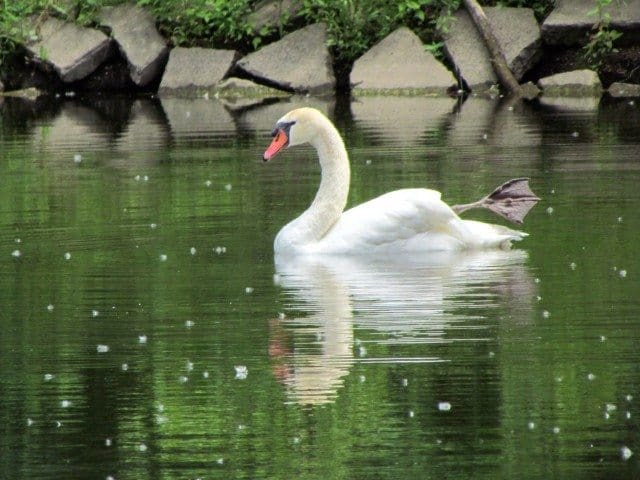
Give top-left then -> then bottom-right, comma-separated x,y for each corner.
317,189 -> 461,252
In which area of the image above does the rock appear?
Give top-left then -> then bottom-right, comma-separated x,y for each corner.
542,0 -> 640,46
71,57 -> 137,92
537,69 -> 602,95
26,17 -> 112,82
236,23 -> 335,93
608,82 -> 640,97
350,27 -> 456,95
158,47 -> 239,97
247,0 -> 302,33
99,4 -> 169,86
444,7 -> 541,92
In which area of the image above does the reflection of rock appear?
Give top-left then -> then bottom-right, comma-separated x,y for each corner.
538,96 -> 600,111
31,101 -> 111,156
351,96 -> 456,144
235,96 -> 335,132
272,250 -> 534,404
160,97 -> 235,138
537,69 -> 602,96
114,99 -> 168,155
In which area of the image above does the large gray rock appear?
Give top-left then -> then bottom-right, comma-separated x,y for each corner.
158,47 -> 239,96
542,0 -> 640,46
351,27 -> 456,94
99,4 -> 169,86
26,17 -> 112,82
236,23 -> 335,93
247,0 -> 302,33
608,82 -> 640,97
537,69 -> 602,95
444,7 -> 541,91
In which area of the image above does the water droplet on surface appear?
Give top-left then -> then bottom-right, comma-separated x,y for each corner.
134,175 -> 141,181
619,269 -> 627,278
11,249 -> 21,258
234,365 -> 248,380
159,254 -> 168,262
92,310 -> 99,318
245,287 -> 254,294
224,183 -> 232,191
571,131 -> 579,137
121,363 -> 128,371
138,443 -> 147,453
438,401 -> 452,412
138,335 -> 147,344
527,421 -> 535,430
402,378 -> 408,387
150,223 -> 157,229
73,154 -> 82,163
600,335 -> 606,342
618,216 -> 623,223
190,247 -> 197,255
205,180 -> 212,187
179,375 -> 188,384
97,345 -> 110,353
105,438 -> 112,447
203,371 -> 209,379
61,400 -> 71,408
621,446 -> 633,461
569,262 -> 576,270
47,304 -> 54,312
552,426 -> 560,434
626,394 -> 633,402
185,320 -> 195,328
186,361 -> 194,372
546,206 -> 554,215
64,252 -> 71,260
408,410 -> 414,418
27,418 -> 34,426
587,373 -> 596,381
216,458 -> 224,465
278,312 -> 286,319
542,310 -> 550,319
44,373 -> 54,381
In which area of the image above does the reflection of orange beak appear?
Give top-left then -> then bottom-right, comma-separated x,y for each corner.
263,129 -> 289,161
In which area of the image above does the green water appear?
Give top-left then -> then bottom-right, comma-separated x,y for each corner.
0,94 -> 638,480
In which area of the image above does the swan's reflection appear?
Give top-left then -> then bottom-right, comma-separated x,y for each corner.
270,250 -> 534,405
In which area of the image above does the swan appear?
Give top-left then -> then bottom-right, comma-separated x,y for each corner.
263,107 -> 538,255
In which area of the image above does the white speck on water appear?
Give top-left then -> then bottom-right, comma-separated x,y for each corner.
105,438 -> 112,447
27,418 -> 34,426
106,476 -> 115,480
488,351 -> 495,358
359,375 -> 366,383
600,335 -> 606,342
97,345 -> 110,353
203,371 -> 209,379
278,312 -> 286,319
245,287 -> 254,294
546,206 -> 554,215
536,295 -> 542,302
629,100 -> 635,106
150,223 -> 157,229
552,426 -> 560,434
186,361 -> 194,372
527,421 -> 535,430
365,159 -> 372,165
408,410 -> 415,418
203,92 -> 209,100
626,394 -> 633,402
604,412 -> 610,420
61,400 -> 71,408
482,133 -> 488,140
214,246 -> 227,255
606,403 -> 617,412
224,183 -> 232,191
534,277 -> 541,284
143,175 -> 149,182
155,414 -> 168,425
555,376 -> 563,383
179,375 -> 188,384
358,346 -> 367,357
234,365 -> 248,380
402,378 -> 408,387
621,446 -> 634,461
619,269 -> 627,278
121,363 -> 128,371
205,180 -> 212,187
47,304 -> 54,312
64,252 -> 71,260
15,238 -> 21,243
190,247 -> 197,255
185,320 -> 195,328
138,443 -> 148,453
138,335 -> 147,344
570,262 -> 577,270
73,154 -> 82,163
92,310 -> 99,318
55,421 -> 62,428
134,175 -> 141,181
11,249 -> 21,258
44,373 -> 54,381
542,310 -> 550,319
159,254 -> 168,262
438,401 -> 452,412
626,411 -> 631,419
508,106 -> 514,111
618,216 -> 623,223
292,437 -> 301,445
571,131 -> 579,137
216,458 -> 224,465
550,189 -> 555,194
587,373 -> 596,381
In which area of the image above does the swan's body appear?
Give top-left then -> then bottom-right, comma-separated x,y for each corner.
263,107 -> 528,255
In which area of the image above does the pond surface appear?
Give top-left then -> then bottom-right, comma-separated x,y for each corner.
0,93 -> 639,480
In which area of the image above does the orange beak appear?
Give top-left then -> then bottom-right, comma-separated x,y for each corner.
263,129 -> 289,161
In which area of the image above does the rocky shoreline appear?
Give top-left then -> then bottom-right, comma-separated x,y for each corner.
1,0 -> 640,100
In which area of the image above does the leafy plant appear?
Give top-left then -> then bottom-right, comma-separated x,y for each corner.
582,0 -> 623,70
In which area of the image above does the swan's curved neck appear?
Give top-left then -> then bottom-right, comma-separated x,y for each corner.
297,120 -> 350,242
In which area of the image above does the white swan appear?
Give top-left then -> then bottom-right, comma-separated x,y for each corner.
263,107 -> 536,255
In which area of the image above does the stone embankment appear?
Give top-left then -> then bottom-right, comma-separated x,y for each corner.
2,0 -> 640,99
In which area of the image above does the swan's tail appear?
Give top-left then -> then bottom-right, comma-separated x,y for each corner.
448,218 -> 528,250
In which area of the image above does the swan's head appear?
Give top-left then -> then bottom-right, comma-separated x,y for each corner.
263,108 -> 325,161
